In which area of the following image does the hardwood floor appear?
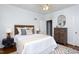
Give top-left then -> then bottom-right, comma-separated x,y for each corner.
59,43 -> 79,51
65,44 -> 79,51
0,46 -> 16,54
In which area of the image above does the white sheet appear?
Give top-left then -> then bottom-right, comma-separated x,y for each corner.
14,34 -> 57,54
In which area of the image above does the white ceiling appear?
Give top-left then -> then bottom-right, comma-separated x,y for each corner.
11,4 -> 75,14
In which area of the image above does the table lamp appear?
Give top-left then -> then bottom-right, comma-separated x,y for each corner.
36,28 -> 40,34
6,28 -> 12,38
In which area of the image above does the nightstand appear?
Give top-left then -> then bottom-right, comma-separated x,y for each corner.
2,33 -> 16,48
2,38 -> 16,48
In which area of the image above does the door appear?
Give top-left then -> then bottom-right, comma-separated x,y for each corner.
46,20 -> 52,36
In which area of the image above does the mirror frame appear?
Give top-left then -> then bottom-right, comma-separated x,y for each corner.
57,15 -> 66,27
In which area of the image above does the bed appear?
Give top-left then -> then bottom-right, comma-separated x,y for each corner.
14,25 -> 57,54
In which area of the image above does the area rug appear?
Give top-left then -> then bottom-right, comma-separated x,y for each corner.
52,44 -> 79,54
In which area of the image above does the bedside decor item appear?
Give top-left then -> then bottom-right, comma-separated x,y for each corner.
57,15 -> 66,27
36,28 -> 40,34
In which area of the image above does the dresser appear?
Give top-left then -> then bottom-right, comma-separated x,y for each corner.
54,28 -> 67,45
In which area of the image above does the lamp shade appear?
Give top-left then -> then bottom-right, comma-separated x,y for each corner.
36,28 -> 40,31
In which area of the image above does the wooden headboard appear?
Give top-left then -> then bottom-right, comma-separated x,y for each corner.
14,25 -> 34,35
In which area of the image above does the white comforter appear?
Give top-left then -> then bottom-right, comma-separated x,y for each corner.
14,34 -> 57,54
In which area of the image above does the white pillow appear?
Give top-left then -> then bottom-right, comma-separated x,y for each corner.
17,28 -> 21,35
26,29 -> 33,35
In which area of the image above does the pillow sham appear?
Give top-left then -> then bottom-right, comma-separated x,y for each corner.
26,29 -> 33,35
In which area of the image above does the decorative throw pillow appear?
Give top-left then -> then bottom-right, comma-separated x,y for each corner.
17,27 -> 26,35
21,29 -> 27,35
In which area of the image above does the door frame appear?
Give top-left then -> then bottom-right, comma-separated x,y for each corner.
46,20 -> 52,36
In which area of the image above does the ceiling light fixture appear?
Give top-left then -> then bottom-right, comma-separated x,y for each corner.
42,4 -> 49,11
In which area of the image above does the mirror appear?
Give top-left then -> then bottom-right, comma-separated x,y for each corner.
57,15 -> 66,27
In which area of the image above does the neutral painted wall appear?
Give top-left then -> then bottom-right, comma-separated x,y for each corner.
0,5 -> 46,48
45,5 -> 79,46
1,4 -> 79,48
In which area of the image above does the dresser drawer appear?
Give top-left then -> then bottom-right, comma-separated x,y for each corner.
54,28 -> 67,45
